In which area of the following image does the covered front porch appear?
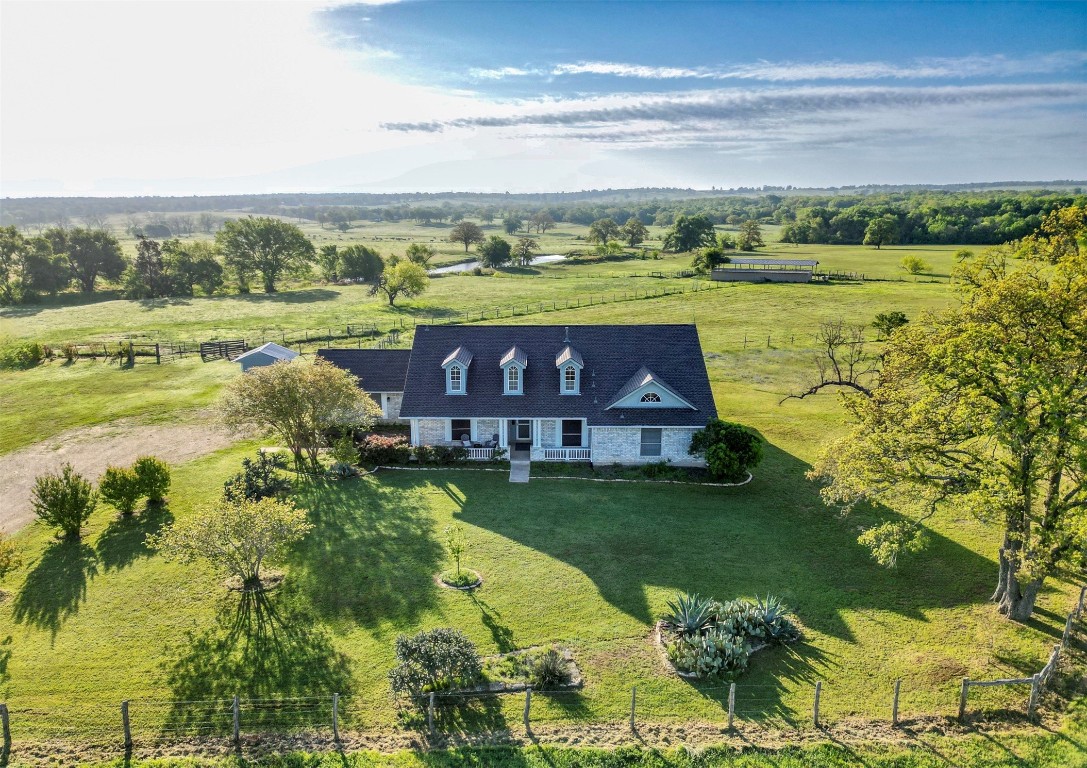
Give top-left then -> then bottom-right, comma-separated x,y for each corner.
409,417 -> 592,462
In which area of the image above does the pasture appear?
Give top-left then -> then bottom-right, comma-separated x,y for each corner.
0,221 -> 1080,756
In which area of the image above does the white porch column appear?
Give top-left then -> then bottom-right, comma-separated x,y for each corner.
409,419 -> 419,446
532,419 -> 541,448
499,419 -> 508,449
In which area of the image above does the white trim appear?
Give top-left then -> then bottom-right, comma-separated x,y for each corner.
410,419 -> 419,445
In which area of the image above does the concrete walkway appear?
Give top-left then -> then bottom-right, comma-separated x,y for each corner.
509,460 -> 531,483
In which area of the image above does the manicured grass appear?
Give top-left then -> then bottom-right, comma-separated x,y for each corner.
0,356 -> 236,455
0,444 -> 1075,741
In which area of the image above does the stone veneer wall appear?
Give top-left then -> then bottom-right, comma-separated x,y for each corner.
590,426 -> 704,466
385,393 -> 404,421
417,418 -> 446,445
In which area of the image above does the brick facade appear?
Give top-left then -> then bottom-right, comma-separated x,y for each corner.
589,426 -> 704,466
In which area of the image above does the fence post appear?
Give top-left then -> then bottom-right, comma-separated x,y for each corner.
121,700 -> 132,748
1028,673 -> 1040,718
524,687 -> 532,730
958,678 -> 969,720
813,681 -> 822,727
1077,584 -> 1087,618
1063,615 -> 1075,648
332,693 -> 340,741
727,683 -> 735,729
630,686 -> 636,730
427,692 -> 435,735
232,695 -> 240,743
154,343 -> 160,364
892,679 -> 901,726
0,703 -> 8,750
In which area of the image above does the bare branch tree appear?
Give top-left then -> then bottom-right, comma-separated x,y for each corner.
780,319 -> 879,403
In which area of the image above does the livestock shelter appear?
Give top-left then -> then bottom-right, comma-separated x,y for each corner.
711,257 -> 819,283
233,342 -> 299,372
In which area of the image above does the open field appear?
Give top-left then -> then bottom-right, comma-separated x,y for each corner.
0,228 -> 1080,758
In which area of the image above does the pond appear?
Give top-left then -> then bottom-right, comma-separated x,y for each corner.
429,254 -> 567,274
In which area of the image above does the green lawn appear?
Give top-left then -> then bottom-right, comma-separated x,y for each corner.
0,441 -> 1076,743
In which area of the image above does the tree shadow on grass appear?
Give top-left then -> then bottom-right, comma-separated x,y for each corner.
94,503 -> 173,572
431,693 -> 508,737
288,478 -> 443,634
162,584 -> 353,732
227,288 -> 341,304
12,540 -> 98,644
469,594 -> 516,653
428,439 -> 1000,644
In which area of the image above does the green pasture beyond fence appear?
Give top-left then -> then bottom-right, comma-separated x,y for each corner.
27,276 -> 878,364
1,590 -> 1082,754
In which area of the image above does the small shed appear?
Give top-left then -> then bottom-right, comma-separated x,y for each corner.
711,257 -> 819,283
234,342 -> 299,372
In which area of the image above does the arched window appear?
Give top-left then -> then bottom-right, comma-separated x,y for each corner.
564,365 -> 577,392
640,392 -> 662,403
449,365 -> 462,392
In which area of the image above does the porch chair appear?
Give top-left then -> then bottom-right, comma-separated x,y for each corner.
483,433 -> 499,448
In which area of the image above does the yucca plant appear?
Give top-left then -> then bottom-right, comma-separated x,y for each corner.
662,592 -> 717,636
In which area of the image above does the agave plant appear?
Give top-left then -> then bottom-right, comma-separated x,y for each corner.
755,594 -> 802,644
662,592 -> 717,636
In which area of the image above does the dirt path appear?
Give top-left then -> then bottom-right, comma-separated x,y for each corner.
0,417 -> 237,533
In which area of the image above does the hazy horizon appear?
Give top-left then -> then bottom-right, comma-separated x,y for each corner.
3,1 -> 1085,198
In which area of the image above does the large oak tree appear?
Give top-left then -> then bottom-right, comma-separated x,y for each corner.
216,216 -> 315,293
804,232 -> 1087,621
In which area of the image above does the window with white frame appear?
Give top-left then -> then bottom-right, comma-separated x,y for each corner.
640,428 -> 662,457
448,364 -> 463,393
640,392 -> 662,403
451,419 -> 472,442
563,365 -> 578,393
506,365 -> 521,394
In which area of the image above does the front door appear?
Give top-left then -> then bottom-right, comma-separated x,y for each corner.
508,419 -> 532,454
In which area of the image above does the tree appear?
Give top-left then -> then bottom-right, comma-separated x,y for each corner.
477,235 -> 512,268
123,235 -> 166,299
339,245 -> 384,282
389,628 -> 482,698
863,215 -> 898,249
149,497 -> 312,590
405,242 -> 436,267
513,236 -> 538,266
445,524 -> 466,578
31,463 -> 98,539
803,244 -> 1087,621
587,218 -> 620,246
900,255 -> 930,274
502,216 -> 522,235
736,220 -> 765,251
133,456 -> 171,503
215,216 -> 315,293
158,239 -> 223,296
688,419 -> 763,482
448,221 -> 485,252
0,227 -> 65,304
1016,204 -> 1085,263
621,217 -> 649,248
872,311 -> 908,339
48,227 -> 127,293
317,244 -> 340,281
691,246 -> 727,273
480,208 -> 496,225
99,466 -> 143,515
532,211 -> 556,234
223,450 -> 293,503
220,358 -> 380,471
371,260 -> 429,306
663,215 -> 716,252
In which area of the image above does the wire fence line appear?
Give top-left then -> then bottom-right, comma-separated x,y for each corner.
2,596 -> 1081,754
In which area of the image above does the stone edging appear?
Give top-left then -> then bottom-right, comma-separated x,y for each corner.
533,472 -> 753,488
434,570 -> 483,591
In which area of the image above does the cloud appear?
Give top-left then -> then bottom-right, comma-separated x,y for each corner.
382,83 -> 1087,134
476,52 -> 1087,82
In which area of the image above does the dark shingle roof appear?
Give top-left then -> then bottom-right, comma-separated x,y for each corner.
399,325 -> 716,427
316,349 -> 411,393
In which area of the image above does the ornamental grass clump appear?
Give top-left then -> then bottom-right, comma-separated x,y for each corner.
661,591 -> 801,679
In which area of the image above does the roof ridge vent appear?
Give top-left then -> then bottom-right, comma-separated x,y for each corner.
563,326 -> 570,343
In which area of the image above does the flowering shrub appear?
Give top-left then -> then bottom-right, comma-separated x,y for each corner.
358,434 -> 412,465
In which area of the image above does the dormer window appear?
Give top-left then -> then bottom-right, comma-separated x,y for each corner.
640,392 -> 662,403
500,345 -> 527,395
555,344 -> 583,395
564,365 -> 578,393
442,346 -> 473,395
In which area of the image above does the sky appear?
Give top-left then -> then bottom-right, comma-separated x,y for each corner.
2,0 -> 1085,197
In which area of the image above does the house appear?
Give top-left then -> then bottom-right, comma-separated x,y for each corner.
315,348 -> 410,421
234,342 -> 299,372
322,324 -> 717,465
